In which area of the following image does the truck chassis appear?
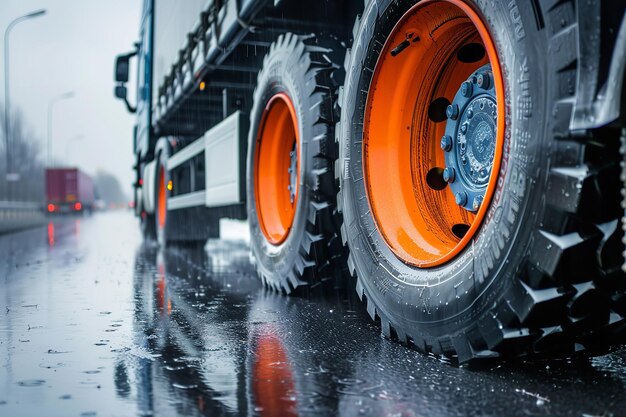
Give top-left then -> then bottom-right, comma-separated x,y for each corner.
115,0 -> 626,363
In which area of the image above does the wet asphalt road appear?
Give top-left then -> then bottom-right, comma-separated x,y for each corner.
1,211 -> 626,417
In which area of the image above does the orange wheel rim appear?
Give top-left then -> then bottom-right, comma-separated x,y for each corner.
254,93 -> 300,245
363,0 -> 505,267
157,165 -> 166,229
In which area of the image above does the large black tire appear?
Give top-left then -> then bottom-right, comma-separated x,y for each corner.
337,0 -> 626,363
139,179 -> 157,241
247,33 -> 343,293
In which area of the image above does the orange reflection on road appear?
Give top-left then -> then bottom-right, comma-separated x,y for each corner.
155,253 -> 171,316
47,222 -> 55,246
252,328 -> 297,417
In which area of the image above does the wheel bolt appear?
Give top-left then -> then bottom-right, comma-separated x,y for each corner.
455,191 -> 468,206
443,167 -> 455,183
461,81 -> 473,97
472,195 -> 483,211
440,135 -> 452,151
467,109 -> 473,119
460,123 -> 468,134
446,104 -> 459,120
477,72 -> 491,89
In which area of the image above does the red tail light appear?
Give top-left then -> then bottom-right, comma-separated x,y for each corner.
74,202 -> 82,211
47,204 -> 55,212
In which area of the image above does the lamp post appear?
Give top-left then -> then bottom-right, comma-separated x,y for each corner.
3,9 -> 46,197
47,91 -> 75,167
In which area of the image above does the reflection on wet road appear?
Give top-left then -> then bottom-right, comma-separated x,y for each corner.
1,212 -> 625,416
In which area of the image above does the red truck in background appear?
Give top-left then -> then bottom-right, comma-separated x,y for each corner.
46,168 -> 95,214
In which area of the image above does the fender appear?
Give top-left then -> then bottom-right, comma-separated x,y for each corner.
571,5 -> 626,130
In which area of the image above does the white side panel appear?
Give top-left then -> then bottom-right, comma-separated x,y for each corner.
168,191 -> 206,210
168,136 -> 205,170
205,111 -> 242,207
143,160 -> 157,214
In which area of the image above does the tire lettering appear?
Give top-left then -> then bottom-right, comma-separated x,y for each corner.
518,58 -> 532,120
508,1 -> 526,41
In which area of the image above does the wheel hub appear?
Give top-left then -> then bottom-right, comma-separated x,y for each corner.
442,64 -> 497,212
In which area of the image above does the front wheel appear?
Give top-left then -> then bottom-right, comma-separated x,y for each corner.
338,0 -> 625,363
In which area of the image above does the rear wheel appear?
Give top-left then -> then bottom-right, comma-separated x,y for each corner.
247,33 -> 342,293
338,0 -> 625,362
155,148 -> 170,247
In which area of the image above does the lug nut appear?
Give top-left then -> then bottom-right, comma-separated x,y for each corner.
446,104 -> 459,120
455,191 -> 468,206
461,81 -> 473,97
477,72 -> 491,89
443,167 -> 455,183
467,109 -> 473,119
472,195 -> 483,211
440,135 -> 452,152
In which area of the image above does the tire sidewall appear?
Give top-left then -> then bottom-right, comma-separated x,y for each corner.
340,0 -> 549,336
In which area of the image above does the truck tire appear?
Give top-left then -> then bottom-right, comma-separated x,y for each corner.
155,146 -> 170,247
337,0 -> 626,363
138,160 -> 156,240
247,33 -> 343,293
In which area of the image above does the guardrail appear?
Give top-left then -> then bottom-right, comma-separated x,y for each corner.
0,201 -> 42,210
0,200 -> 46,234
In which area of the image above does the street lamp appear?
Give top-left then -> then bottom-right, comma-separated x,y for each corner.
3,9 -> 47,187
47,91 -> 75,167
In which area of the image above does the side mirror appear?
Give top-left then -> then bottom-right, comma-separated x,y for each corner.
115,55 -> 130,83
114,49 -> 138,113
115,85 -> 127,99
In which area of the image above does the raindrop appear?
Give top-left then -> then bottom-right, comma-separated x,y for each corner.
17,379 -> 46,387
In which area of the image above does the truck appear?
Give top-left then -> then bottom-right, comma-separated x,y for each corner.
114,0 -> 626,363
45,168 -> 95,214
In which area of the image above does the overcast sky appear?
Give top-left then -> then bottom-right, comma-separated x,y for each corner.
0,0 -> 142,197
